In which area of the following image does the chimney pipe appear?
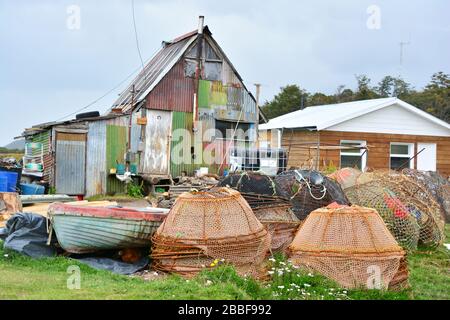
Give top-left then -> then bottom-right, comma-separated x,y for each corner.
198,15 -> 204,34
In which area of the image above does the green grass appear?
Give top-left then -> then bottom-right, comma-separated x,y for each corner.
0,226 -> 448,300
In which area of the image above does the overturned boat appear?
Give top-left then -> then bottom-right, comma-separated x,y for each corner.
48,203 -> 168,253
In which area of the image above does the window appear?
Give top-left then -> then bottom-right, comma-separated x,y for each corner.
390,142 -> 414,170
340,140 -> 367,170
215,120 -> 252,141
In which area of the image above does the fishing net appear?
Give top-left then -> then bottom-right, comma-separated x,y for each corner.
151,187 -> 271,277
253,204 -> 301,254
275,170 -> 350,220
403,169 -> 450,223
388,256 -> 410,290
345,171 -> 445,250
289,203 -> 405,289
218,171 -> 281,196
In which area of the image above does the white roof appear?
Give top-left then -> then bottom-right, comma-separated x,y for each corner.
259,97 -> 450,132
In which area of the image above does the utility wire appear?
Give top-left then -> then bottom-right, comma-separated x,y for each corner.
131,0 -> 145,71
54,68 -> 139,122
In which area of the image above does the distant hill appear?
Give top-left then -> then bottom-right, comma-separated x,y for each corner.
2,139 -> 25,151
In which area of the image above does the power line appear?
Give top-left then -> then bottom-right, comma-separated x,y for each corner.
54,69 -> 138,122
131,0 -> 145,71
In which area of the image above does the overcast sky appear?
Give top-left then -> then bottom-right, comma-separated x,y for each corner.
1,0 -> 449,146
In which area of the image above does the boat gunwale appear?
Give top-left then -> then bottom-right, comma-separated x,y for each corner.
48,203 -> 167,222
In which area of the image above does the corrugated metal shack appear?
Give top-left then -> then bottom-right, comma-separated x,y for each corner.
110,22 -> 262,179
21,114 -> 134,197
20,20 -> 266,197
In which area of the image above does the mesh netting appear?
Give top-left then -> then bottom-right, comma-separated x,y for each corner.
275,170 -> 350,220
151,187 -> 271,277
403,169 -> 450,223
345,171 -> 445,251
288,204 -> 405,289
218,171 -> 281,195
328,168 -> 376,190
253,204 -> 301,254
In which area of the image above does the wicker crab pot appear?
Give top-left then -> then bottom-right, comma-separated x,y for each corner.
253,204 -> 301,254
346,172 -> 445,250
151,188 -> 271,277
289,204 -> 406,289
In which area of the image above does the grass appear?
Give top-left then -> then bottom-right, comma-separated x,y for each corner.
0,226 -> 448,300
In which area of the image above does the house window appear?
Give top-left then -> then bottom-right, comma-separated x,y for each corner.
390,143 -> 414,170
340,140 -> 367,170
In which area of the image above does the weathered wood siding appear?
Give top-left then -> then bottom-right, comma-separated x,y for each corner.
282,130 -> 450,176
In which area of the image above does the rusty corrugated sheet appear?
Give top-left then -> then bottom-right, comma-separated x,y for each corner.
142,110 -> 172,175
112,35 -> 197,112
145,60 -> 195,112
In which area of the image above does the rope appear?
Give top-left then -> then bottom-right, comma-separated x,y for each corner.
293,170 -> 327,201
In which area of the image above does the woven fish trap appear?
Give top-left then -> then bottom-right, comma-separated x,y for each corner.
151,187 -> 271,277
253,204 -> 301,254
288,204 -> 405,289
328,167 -> 363,190
218,171 -> 281,196
346,171 -> 445,250
403,168 -> 450,223
275,170 -> 350,220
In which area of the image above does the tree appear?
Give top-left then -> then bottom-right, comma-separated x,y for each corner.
261,85 -> 308,119
355,74 -> 378,100
376,76 -> 412,98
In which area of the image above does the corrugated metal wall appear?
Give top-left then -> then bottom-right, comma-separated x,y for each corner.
29,130 -> 53,184
170,111 -> 196,177
145,60 -> 195,112
54,132 -> 86,195
106,124 -> 127,194
197,80 -> 257,123
85,121 -> 107,197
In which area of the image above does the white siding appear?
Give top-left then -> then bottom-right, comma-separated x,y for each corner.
328,104 -> 450,137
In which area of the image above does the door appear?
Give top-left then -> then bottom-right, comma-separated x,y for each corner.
55,132 -> 87,195
417,143 -> 437,171
143,110 -> 172,175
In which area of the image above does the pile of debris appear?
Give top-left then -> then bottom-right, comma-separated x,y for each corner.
151,187 -> 271,277
157,174 -> 219,209
289,203 -> 407,289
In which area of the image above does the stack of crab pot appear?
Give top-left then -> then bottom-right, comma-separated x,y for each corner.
151,187 -> 271,277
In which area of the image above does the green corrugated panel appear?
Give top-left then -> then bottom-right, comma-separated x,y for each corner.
106,125 -> 127,194
30,130 -> 50,155
170,112 -> 196,177
198,80 -> 210,108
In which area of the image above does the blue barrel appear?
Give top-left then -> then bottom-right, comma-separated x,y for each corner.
0,171 -> 19,192
20,183 -> 45,195
0,175 -> 7,192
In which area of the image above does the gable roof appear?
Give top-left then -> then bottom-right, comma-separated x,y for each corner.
111,29 -> 201,113
110,26 -> 258,115
259,97 -> 450,132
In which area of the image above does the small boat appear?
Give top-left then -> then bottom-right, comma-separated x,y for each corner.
48,203 -> 167,253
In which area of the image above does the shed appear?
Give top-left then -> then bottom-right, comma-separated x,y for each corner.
259,98 -> 450,176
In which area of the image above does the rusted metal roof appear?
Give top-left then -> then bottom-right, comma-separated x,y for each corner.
111,28 -> 204,113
